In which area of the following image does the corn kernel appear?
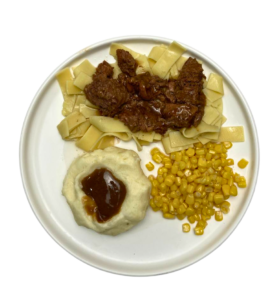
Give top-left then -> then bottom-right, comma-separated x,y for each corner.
152,180 -> 159,188
169,203 -> 175,214
196,220 -> 207,228
170,153 -> 176,160
148,175 -> 155,182
193,169 -> 201,177
214,183 -> 222,191
214,194 -> 224,204
152,207 -> 160,212
170,191 -> 176,198
151,188 -> 159,197
194,227 -> 204,235
215,211 -> 223,221
159,183 -> 167,193
230,185 -> 238,196
234,173 -> 241,183
223,142 -> 233,149
186,148 -> 195,157
187,184 -> 195,194
196,149 -> 206,156
187,175 -> 197,183
182,223 -> 191,232
215,144 -> 223,153
150,148 -> 160,156
177,171 -> 185,177
161,197 -> 168,204
156,176 -> 163,184
223,171 -> 232,179
163,213 -> 175,219
190,157 -> 198,165
162,167 -> 168,173
170,199 -> 178,209
177,213 -> 186,220
164,162 -> 172,169
150,199 -> 156,209
180,182 -> 188,194
198,157 -> 207,167
165,178 -> 174,186
221,153 -> 228,159
206,153 -> 212,161
175,152 -> 182,161
154,198 -> 163,208
175,177 -> 182,186
186,207 -> 195,216
207,208 -> 215,216
146,162 -> 154,171
228,177 -> 234,186
177,205 -> 186,215
152,153 -> 162,164
227,158 -> 234,166
208,192 -> 215,202
171,165 -> 179,175
221,201 -> 230,214
238,181 -> 247,188
170,184 -> 177,191
222,184 -> 230,196
187,215 -> 195,224
213,159 -> 221,169
238,158 -> 249,169
162,203 -> 169,213
184,169 -> 192,177
202,214 -> 211,221
186,194 -> 195,205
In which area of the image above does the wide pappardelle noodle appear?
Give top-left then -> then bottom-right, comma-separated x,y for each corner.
56,41 -> 245,154
147,142 -> 248,235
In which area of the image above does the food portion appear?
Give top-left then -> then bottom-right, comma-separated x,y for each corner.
84,52 -> 206,134
56,41 -> 245,153
56,40 -> 249,238
62,147 -> 151,236
148,143 -> 247,235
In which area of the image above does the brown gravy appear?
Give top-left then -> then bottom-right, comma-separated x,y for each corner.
81,168 -> 126,223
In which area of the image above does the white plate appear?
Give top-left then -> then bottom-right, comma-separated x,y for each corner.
20,36 -> 259,276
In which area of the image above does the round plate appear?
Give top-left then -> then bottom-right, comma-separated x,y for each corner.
20,36 -> 259,276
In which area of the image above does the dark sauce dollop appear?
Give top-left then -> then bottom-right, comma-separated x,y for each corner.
81,168 -> 126,223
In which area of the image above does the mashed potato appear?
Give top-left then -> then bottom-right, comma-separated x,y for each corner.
62,147 -> 151,236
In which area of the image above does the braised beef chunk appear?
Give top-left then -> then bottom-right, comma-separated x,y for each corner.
179,57 -> 205,82
174,82 -> 200,105
162,103 -> 198,128
94,60 -> 114,79
116,49 -> 137,77
118,101 -> 167,134
127,72 -> 168,100
84,52 -> 206,134
84,61 -> 129,117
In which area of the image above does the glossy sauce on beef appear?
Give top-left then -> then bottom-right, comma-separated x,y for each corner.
84,49 -> 206,134
81,168 -> 126,223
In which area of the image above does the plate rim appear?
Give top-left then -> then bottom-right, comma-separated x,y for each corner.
19,35 -> 260,276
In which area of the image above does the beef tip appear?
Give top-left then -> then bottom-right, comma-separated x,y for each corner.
117,73 -> 129,87
116,49 -> 137,77
118,101 -> 167,134
84,60 -> 129,116
174,82 -> 200,105
162,103 -> 198,128
127,72 -> 168,100
193,106 -> 205,127
178,57 -> 206,83
84,78 -> 129,117
165,81 -> 176,102
94,60 -> 114,79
